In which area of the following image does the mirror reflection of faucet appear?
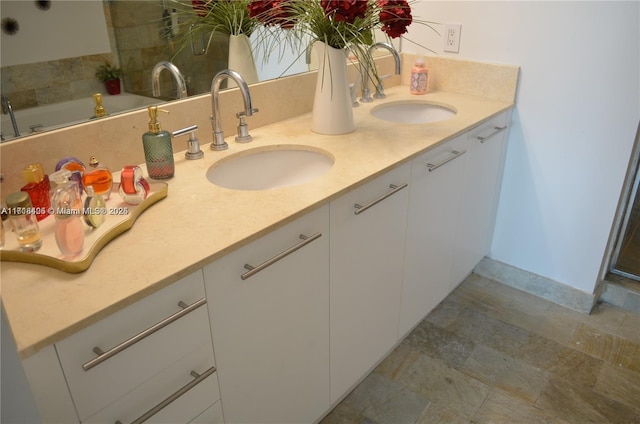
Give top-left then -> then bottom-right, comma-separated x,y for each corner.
209,69 -> 258,151
151,61 -> 188,99
1,95 -> 20,138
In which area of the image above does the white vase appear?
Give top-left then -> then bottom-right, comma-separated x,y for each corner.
227,34 -> 259,86
311,41 -> 355,135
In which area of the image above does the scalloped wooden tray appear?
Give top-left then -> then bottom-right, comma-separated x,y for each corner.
0,182 -> 168,273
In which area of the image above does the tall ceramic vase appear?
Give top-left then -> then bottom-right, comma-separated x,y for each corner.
228,34 -> 259,85
311,42 -> 355,135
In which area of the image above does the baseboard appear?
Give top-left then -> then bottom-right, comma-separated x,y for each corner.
474,257 -> 596,314
599,273 -> 640,313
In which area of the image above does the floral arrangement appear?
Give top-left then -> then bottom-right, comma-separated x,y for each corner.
247,0 -> 420,50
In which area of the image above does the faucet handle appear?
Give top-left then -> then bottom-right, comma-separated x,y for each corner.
172,124 -> 204,160
234,109 -> 259,143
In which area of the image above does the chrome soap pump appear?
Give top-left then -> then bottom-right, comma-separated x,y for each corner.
142,106 -> 175,179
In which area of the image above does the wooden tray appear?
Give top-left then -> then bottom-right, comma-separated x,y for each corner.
1,182 -> 168,273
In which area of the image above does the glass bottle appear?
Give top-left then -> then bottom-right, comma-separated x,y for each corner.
82,156 -> 113,200
5,192 -> 42,252
50,169 -> 85,257
142,106 -> 175,179
83,185 -> 106,228
55,156 -> 86,193
410,56 -> 428,95
21,163 -> 51,221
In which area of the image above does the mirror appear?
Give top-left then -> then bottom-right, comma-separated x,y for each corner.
0,0 -> 310,142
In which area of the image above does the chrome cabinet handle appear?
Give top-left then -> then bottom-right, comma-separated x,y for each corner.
115,366 -> 216,424
426,150 -> 466,172
242,232 -> 322,280
83,298 -> 207,371
477,125 -> 507,143
354,183 -> 408,215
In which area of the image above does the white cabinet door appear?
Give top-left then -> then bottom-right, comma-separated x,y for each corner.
204,204 -> 330,424
400,136 -> 468,337
451,111 -> 510,288
329,163 -> 410,403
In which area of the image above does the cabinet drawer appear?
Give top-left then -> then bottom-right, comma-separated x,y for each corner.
466,112 -> 509,143
83,343 -> 218,424
56,270 -> 213,420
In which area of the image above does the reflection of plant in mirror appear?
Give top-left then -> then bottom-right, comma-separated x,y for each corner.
94,61 -> 123,82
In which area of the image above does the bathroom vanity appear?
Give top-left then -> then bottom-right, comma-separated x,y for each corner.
1,56 -> 518,423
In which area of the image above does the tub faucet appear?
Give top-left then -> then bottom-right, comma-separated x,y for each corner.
210,69 -> 257,151
361,42 -> 401,103
151,61 -> 188,99
1,95 -> 20,138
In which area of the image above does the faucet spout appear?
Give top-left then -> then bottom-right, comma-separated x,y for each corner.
151,61 -> 188,99
362,42 -> 401,102
210,69 -> 255,151
1,95 -> 20,138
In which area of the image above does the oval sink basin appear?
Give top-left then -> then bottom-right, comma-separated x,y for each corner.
370,101 -> 456,124
207,146 -> 334,190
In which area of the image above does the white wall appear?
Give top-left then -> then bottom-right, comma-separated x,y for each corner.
0,0 -> 110,67
405,1 -> 640,293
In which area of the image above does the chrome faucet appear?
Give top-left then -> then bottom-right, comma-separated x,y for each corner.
151,61 -> 188,99
1,95 -> 20,138
361,42 -> 401,103
210,69 -> 257,151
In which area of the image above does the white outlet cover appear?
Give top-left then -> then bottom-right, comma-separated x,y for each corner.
444,23 -> 462,53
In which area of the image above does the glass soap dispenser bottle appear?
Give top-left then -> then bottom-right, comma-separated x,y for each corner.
142,106 -> 175,179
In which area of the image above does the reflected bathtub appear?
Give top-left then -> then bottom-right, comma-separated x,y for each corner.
1,93 -> 157,142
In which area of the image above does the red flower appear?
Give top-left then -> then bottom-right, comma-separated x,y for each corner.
191,0 -> 210,17
320,0 -> 369,24
248,0 -> 296,29
377,0 -> 412,38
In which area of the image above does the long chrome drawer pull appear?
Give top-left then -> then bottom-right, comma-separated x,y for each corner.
477,125 -> 507,143
354,183 -> 408,215
83,298 -> 207,371
241,232 -> 322,280
426,150 -> 466,172
115,366 -> 216,424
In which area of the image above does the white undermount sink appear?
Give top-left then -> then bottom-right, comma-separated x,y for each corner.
206,146 -> 334,190
370,101 -> 456,124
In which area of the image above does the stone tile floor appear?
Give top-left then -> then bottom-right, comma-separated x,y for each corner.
321,273 -> 640,424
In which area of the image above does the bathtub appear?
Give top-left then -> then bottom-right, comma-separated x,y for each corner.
1,93 -> 158,142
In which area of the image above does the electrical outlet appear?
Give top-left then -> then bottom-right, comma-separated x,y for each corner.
444,23 -> 461,53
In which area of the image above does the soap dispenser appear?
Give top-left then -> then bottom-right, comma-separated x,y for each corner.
410,56 -> 428,95
93,93 -> 106,118
142,106 -> 175,179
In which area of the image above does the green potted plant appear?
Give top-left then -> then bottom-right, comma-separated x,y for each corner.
95,61 -> 123,95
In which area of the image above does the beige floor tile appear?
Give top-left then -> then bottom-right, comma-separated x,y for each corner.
535,376 -> 639,423
459,344 -> 547,403
424,298 -> 464,328
416,404 -> 473,424
401,320 -> 475,368
618,311 -> 640,343
572,323 -> 640,373
592,363 -> 640,410
473,388 -> 570,424
397,353 -> 490,419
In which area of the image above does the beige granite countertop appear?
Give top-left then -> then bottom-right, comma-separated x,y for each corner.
1,84 -> 515,359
